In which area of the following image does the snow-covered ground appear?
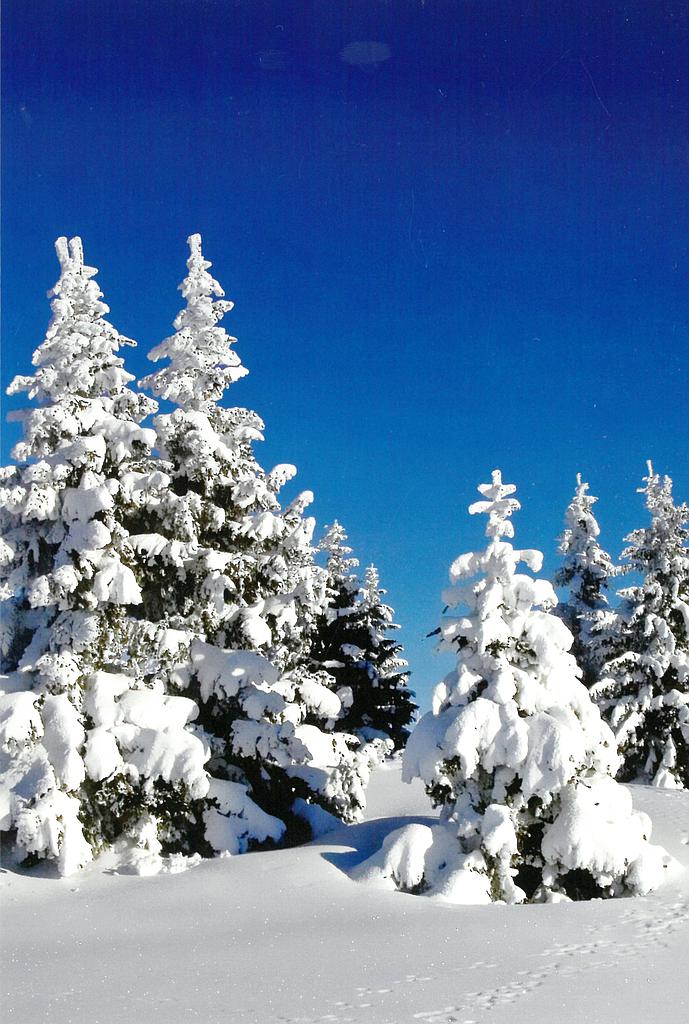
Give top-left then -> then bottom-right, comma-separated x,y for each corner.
2,762 -> 689,1024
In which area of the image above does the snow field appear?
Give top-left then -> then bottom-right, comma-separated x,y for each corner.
2,763 -> 688,1024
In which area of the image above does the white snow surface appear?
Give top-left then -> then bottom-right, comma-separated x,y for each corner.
2,762 -> 688,1024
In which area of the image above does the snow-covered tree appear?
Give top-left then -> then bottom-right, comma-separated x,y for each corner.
0,237 -> 209,875
136,235 -> 372,842
554,474 -> 618,687
591,463 -> 689,789
310,521 -> 365,724
312,524 -> 415,751
356,564 -> 416,749
318,521 -> 360,600
355,471 -> 669,903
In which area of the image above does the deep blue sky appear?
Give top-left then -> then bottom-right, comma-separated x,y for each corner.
3,1 -> 689,708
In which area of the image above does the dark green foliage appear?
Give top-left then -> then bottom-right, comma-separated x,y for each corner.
554,475 -> 618,689
313,523 -> 416,751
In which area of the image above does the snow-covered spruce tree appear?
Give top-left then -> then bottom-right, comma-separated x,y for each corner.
136,235 -> 371,847
354,471 -> 669,903
554,474 -> 618,688
312,524 -> 415,751
356,564 -> 416,749
0,237 -> 209,875
591,463 -> 689,789
310,522 -> 370,734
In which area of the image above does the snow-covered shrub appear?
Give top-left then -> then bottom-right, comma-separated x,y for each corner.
137,234 -> 371,837
312,522 -> 415,751
0,237 -> 210,873
554,474 -> 619,688
355,471 -> 671,903
591,463 -> 689,789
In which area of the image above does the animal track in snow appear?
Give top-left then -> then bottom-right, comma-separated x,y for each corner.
619,897 -> 689,949
410,972 -> 551,1024
276,897 -> 689,1024
396,898 -> 689,1023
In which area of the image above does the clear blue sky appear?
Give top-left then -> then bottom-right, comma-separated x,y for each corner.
3,1 -> 688,709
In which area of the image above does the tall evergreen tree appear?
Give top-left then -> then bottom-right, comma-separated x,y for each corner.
0,237 -> 209,875
310,521 -> 364,725
356,471 -> 668,903
554,474 -> 618,687
356,564 -> 416,749
312,524 -> 415,751
591,463 -> 689,788
136,235 -> 372,841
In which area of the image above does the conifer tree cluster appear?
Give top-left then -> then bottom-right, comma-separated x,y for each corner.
357,471 -> 670,904
588,465 -> 689,789
557,466 -> 689,790
0,234 -> 413,874
1,233 -> 683,908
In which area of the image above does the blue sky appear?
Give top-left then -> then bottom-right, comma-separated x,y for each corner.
3,1 -> 689,708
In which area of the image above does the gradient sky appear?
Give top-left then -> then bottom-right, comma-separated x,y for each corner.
3,1 -> 689,708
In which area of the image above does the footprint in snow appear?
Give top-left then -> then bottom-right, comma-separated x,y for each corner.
292,898 -> 689,1024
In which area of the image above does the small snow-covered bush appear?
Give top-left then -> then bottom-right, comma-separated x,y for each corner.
355,471 -> 672,903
